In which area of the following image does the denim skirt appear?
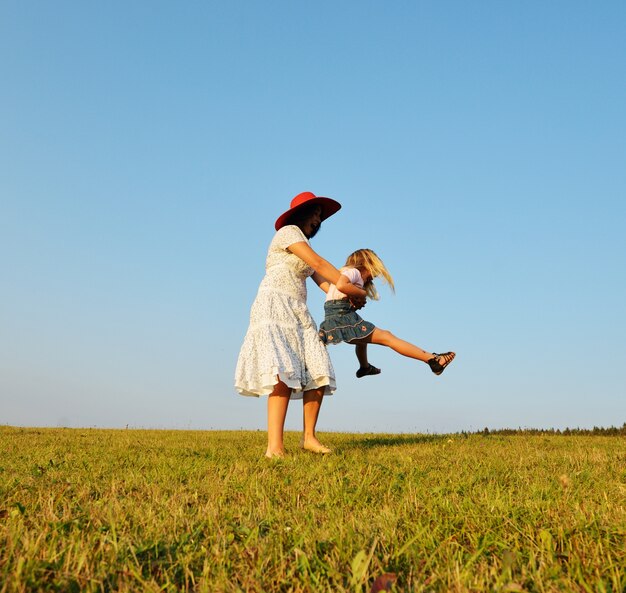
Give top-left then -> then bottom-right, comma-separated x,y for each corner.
318,299 -> 376,345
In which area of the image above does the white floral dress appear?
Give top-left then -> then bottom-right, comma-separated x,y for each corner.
235,225 -> 336,399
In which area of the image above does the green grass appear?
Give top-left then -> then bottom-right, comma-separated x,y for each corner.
1,427 -> 625,592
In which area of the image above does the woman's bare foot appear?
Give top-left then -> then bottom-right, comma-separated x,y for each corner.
265,449 -> 285,459
300,437 -> 332,454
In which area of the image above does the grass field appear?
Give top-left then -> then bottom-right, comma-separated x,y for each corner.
1,426 -> 625,592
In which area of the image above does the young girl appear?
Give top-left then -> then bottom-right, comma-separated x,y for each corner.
318,249 -> 456,377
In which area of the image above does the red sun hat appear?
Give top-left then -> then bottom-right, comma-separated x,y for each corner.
275,191 -> 342,231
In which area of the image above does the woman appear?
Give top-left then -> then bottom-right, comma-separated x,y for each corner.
234,191 -> 367,458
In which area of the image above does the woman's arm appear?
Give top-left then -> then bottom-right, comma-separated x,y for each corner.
311,272 -> 330,293
289,242 -> 367,301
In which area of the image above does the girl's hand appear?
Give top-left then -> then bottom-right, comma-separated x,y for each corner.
350,295 -> 367,310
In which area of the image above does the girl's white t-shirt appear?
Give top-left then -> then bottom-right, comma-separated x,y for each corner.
325,267 -> 364,301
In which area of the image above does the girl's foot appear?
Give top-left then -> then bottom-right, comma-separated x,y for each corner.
300,438 -> 332,455
427,352 -> 456,375
356,364 -> 381,378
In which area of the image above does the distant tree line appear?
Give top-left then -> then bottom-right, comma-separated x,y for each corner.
461,423 -> 626,437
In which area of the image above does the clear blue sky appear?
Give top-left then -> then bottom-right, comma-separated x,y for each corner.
2,1 -> 625,433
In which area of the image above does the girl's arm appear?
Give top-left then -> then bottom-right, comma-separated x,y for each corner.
336,273 -> 368,309
336,273 -> 361,296
288,242 -> 367,302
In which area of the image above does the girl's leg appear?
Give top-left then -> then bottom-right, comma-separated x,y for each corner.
355,343 -> 369,367
301,387 -> 331,453
368,328 -> 433,361
266,380 -> 292,458
354,329 -> 434,361
353,330 -> 456,373
355,343 -> 381,378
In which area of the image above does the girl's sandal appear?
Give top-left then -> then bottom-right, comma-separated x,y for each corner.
356,364 -> 381,378
427,352 -> 456,376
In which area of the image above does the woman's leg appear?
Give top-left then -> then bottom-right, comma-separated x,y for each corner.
301,387 -> 331,453
266,380 -> 292,458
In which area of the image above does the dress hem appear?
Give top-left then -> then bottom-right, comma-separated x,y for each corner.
235,371 -> 336,400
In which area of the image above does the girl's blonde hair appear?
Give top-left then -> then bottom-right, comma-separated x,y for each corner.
345,248 -> 395,300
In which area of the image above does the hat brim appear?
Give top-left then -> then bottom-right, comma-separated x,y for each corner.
275,197 -> 342,231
